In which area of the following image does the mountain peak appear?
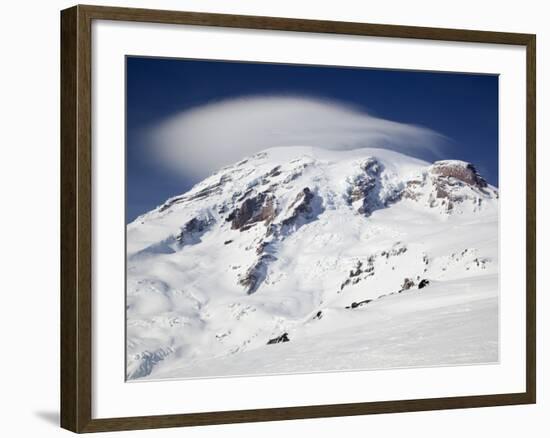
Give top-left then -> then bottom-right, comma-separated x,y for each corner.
430,160 -> 488,187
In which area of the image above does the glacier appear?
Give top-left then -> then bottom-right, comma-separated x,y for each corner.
126,146 -> 499,381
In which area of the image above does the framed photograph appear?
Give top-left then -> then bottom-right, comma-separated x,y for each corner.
60,4 -> 536,433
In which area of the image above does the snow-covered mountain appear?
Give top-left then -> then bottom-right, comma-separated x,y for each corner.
126,146 -> 499,380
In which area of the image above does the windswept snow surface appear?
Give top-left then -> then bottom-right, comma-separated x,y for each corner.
126,146 -> 499,381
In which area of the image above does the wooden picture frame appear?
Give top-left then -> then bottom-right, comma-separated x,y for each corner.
61,4 -> 536,433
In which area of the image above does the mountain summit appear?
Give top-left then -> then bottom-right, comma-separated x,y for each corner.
126,146 -> 499,380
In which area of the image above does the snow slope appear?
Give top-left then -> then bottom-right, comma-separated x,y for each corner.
126,146 -> 499,380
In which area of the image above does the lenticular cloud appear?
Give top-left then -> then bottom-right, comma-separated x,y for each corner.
148,95 -> 446,178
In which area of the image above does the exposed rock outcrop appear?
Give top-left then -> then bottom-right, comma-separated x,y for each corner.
401,278 -> 415,291
401,160 -> 498,213
348,158 -> 382,215
161,174 -> 233,212
267,165 -> 282,178
339,257 -> 375,293
346,299 -> 372,309
283,188 -> 313,223
430,160 -> 488,188
175,215 -> 213,247
418,279 -> 430,289
267,333 -> 290,344
347,157 -> 403,216
401,177 -> 426,201
281,187 -> 321,229
227,191 -> 277,231
239,254 -> 277,295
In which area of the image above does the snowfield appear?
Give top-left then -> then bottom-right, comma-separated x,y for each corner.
126,146 -> 499,381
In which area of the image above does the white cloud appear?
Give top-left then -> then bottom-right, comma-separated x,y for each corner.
148,95 -> 447,179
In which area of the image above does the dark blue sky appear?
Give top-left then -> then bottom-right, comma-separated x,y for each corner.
127,56 -> 498,223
